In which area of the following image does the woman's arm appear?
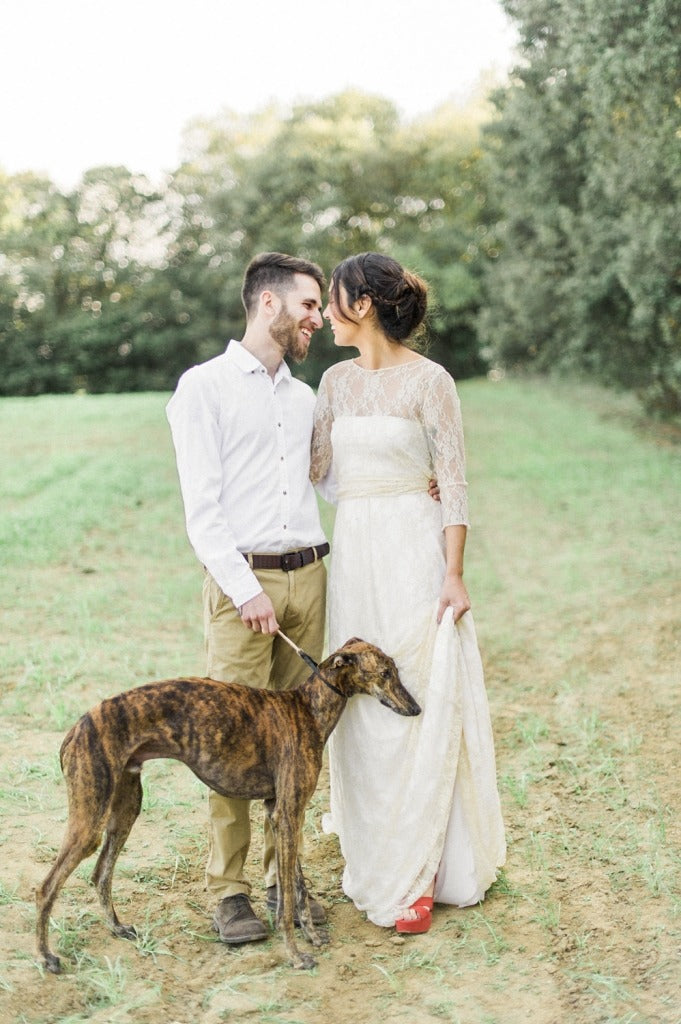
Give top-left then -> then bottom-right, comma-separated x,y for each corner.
437,524 -> 472,623
310,372 -> 338,503
422,369 -> 469,528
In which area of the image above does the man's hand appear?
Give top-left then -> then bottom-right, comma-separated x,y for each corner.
428,478 -> 441,502
239,592 -> 279,633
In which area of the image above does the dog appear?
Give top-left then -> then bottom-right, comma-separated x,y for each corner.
35,638 -> 420,972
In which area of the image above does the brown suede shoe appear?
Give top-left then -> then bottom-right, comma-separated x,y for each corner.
265,885 -> 327,925
212,894 -> 268,944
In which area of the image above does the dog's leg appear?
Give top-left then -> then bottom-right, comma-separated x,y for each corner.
36,819 -> 104,974
293,864 -> 312,936
268,793 -> 317,970
91,769 -> 143,940
293,859 -> 328,947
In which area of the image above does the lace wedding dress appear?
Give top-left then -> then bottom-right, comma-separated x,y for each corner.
310,357 -> 506,927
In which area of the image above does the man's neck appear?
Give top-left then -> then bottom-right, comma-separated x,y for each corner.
240,328 -> 284,379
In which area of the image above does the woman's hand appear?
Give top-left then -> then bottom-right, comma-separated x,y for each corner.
437,574 -> 471,624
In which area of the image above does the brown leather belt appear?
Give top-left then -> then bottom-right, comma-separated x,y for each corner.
245,543 -> 330,572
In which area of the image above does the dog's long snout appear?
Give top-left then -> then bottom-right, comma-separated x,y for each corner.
377,667 -> 421,717
380,685 -> 421,717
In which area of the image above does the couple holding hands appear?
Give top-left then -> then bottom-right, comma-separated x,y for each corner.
166,250 -> 505,943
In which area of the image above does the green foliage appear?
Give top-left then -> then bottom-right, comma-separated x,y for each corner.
481,0 -> 681,415
5,33 -> 679,413
0,165 -> 196,394
0,92 -> 492,395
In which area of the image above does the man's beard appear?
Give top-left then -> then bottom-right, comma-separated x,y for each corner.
271,306 -> 307,363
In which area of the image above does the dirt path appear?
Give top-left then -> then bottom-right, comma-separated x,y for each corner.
2,576 -> 678,1024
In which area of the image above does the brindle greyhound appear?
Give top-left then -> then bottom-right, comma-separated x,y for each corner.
36,638 -> 420,972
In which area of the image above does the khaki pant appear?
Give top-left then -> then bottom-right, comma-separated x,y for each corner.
203,556 -> 326,900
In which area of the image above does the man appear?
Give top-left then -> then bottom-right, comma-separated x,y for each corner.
166,252 -> 329,944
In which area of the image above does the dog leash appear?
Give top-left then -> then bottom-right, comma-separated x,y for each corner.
276,630 -> 346,698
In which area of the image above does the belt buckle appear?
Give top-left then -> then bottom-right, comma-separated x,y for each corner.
281,550 -> 304,572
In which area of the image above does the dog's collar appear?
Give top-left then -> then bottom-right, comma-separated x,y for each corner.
275,630 -> 346,699
312,666 -> 346,699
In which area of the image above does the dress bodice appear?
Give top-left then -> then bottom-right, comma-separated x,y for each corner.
311,357 -> 469,526
330,416 -> 433,500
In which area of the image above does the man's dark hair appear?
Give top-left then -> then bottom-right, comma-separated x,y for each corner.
241,252 -> 326,317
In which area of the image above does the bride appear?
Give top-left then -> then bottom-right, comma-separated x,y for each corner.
310,252 -> 505,933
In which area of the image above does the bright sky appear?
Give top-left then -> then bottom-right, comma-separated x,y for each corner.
2,0 -> 517,189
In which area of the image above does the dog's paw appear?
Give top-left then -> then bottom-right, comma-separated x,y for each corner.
292,951 -> 317,970
311,926 -> 330,947
44,952 -> 61,975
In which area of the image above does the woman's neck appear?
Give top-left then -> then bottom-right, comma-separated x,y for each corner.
353,334 -> 420,370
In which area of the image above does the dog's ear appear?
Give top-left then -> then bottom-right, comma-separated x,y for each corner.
342,636 -> 363,647
333,652 -> 355,668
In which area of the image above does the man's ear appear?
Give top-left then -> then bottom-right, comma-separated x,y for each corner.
260,289 -> 281,319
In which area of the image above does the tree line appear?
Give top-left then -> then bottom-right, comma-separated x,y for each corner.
481,0 -> 681,416
0,92 -> 492,396
1,0 -> 679,414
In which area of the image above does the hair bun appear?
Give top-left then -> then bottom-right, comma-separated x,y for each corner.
364,254 -> 428,341
387,269 -> 428,341
331,252 -> 429,343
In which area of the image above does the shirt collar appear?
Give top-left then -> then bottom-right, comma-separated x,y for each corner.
225,339 -> 292,385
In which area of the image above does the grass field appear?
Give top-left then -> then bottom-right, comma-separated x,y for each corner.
0,380 -> 679,1024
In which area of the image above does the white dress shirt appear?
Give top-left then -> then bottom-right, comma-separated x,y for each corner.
166,341 -> 327,608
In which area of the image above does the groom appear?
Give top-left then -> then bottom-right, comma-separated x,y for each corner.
166,252 -> 329,944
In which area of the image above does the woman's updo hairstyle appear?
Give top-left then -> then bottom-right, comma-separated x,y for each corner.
330,252 -> 428,344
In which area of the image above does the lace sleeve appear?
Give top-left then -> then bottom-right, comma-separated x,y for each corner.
422,369 -> 469,527
310,372 -> 334,486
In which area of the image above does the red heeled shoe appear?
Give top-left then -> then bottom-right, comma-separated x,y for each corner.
395,896 -> 433,934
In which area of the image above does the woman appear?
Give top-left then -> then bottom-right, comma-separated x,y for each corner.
310,252 -> 505,933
